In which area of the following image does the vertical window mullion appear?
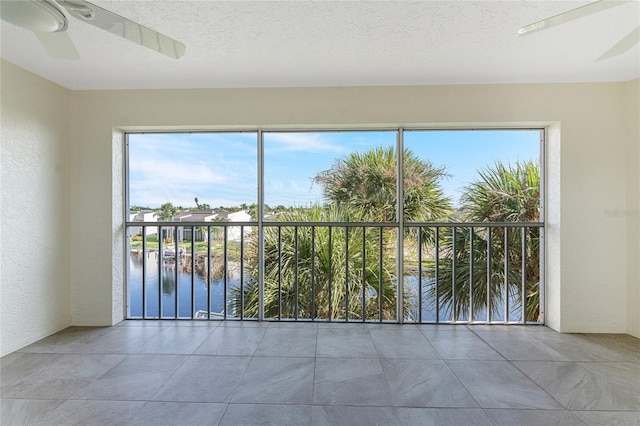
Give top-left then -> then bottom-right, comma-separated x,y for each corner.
158,227 -> 163,319
345,226 -> 349,322
396,128 -> 404,323
362,226 -> 366,322
435,226 -> 440,323
174,226 -> 178,320
207,226 -> 211,320
240,226 -> 245,320
418,226 -> 422,323
191,226 -> 195,319
142,225 -> 146,319
278,226 -> 282,320
311,226 -> 316,321
257,130 -> 265,321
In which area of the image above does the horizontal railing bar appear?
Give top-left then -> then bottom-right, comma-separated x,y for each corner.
126,221 -> 543,228
404,222 -> 544,228
124,316 -> 545,325
126,221 -> 258,227
265,221 -> 397,227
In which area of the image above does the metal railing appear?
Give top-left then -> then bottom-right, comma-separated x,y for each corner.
125,221 -> 543,324
403,222 -> 544,324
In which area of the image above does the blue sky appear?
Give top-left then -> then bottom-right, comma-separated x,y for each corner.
128,129 -> 540,209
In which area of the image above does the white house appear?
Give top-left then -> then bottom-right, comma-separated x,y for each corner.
128,211 -> 158,237
175,211 -> 217,241
215,210 -> 253,242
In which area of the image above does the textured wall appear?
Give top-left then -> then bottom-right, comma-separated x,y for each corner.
1,61 -> 71,356
67,82 -> 633,333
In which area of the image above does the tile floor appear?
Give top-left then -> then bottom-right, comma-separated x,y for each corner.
1,321 -> 639,425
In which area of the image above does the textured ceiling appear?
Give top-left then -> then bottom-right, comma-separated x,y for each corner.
1,0 -> 639,90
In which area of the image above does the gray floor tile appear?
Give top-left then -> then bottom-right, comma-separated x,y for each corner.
415,324 -> 471,332
231,357 -> 315,404
1,353 -> 62,391
129,401 -> 227,426
18,327 -> 115,354
268,321 -> 319,329
117,320 -> 170,327
571,410 -> 640,425
484,409 -> 585,425
254,327 -> 317,357
313,405 -> 491,426
313,358 -> 392,406
76,326 -> 164,354
2,353 -> 126,399
1,398 -> 65,426
135,326 -> 215,354
514,361 -> 640,410
472,329 -> 568,361
396,407 -> 493,426
119,320 -> 221,327
70,354 -> 187,400
165,320 -> 224,327
370,327 -> 441,359
33,399 -> 145,426
316,326 -> 377,358
317,322 -> 374,328
194,326 -> 267,356
365,323 -> 417,331
216,320 -> 270,328
447,360 -> 563,409
152,355 -> 250,402
583,333 -> 640,361
467,325 -> 529,332
422,330 -> 504,360
0,351 -> 29,367
381,359 -> 478,408
527,331 -> 630,361
221,403 -> 314,426
311,405 -> 403,426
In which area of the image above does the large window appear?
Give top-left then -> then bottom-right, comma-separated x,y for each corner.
125,129 -> 543,323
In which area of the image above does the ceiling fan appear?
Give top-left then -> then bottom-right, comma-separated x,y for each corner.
518,0 -> 639,61
0,0 -> 186,59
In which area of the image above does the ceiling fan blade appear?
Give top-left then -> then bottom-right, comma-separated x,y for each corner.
34,30 -> 80,59
57,0 -> 186,59
518,0 -> 632,36
597,26 -> 640,60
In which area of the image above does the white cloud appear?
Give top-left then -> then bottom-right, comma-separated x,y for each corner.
265,133 -> 345,153
132,158 -> 228,186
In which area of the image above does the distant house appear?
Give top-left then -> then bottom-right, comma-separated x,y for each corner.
129,211 -> 158,237
176,211 -> 217,241
215,210 -> 253,242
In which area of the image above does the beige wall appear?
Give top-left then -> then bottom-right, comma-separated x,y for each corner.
1,61 -> 71,356
2,61 -> 638,355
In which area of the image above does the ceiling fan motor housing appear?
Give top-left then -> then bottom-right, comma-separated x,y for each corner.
0,0 -> 68,33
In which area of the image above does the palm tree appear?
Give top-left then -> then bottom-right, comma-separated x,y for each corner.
428,160 -> 541,322
313,146 -> 452,222
232,146 -> 452,321
155,202 -> 177,221
155,202 -> 178,243
233,206 -> 408,320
